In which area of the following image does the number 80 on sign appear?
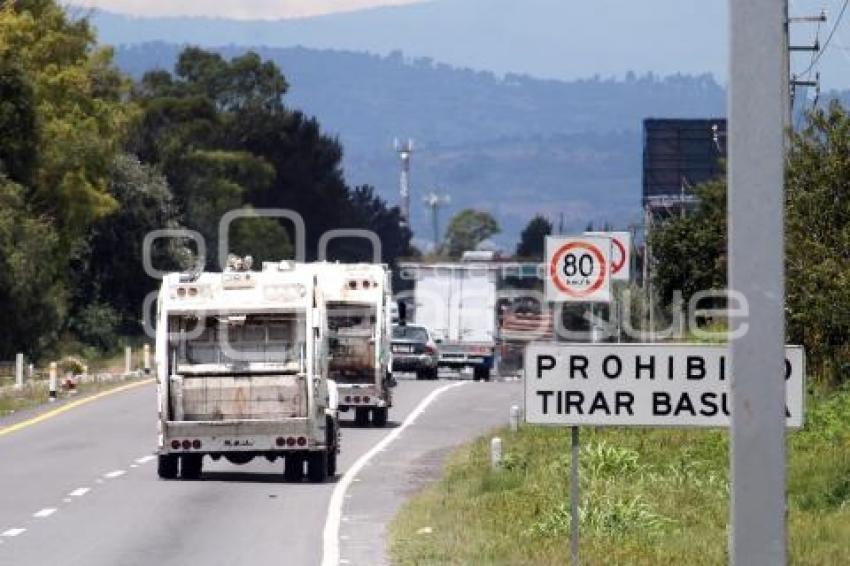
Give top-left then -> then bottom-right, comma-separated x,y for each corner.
545,236 -> 612,303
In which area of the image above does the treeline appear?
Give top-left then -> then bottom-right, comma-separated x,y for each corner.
649,102 -> 850,383
0,2 -> 411,359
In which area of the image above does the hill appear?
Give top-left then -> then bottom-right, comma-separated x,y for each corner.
114,43 -> 727,246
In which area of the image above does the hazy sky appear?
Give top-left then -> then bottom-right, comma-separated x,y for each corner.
70,0 -> 422,20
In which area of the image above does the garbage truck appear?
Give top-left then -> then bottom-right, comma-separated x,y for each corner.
312,262 -> 394,427
155,257 -> 340,482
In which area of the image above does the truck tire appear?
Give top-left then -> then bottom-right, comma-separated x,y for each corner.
372,407 -> 388,427
473,366 -> 491,382
430,367 -> 439,380
157,455 -> 178,479
327,449 -> 337,477
355,407 -> 370,427
181,454 -> 203,480
284,454 -> 303,482
307,450 -> 329,483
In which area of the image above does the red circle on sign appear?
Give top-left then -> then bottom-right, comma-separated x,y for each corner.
549,241 -> 607,298
611,237 -> 626,274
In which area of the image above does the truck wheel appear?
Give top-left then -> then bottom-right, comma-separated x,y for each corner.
372,407 -> 388,427
157,455 -> 178,479
429,367 -> 439,380
482,367 -> 492,382
327,448 -> 337,477
181,454 -> 203,480
307,451 -> 329,483
355,407 -> 370,427
472,366 -> 482,381
415,370 -> 424,380
284,454 -> 303,482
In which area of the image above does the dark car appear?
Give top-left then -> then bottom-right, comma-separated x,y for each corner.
391,324 -> 439,380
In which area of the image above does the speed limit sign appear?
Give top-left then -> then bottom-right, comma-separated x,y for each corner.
545,236 -> 612,303
586,231 -> 631,282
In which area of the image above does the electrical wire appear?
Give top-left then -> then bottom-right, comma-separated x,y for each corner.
799,0 -> 849,76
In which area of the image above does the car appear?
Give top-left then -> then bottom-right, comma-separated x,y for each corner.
391,324 -> 439,380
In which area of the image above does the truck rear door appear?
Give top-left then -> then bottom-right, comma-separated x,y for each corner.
457,267 -> 497,344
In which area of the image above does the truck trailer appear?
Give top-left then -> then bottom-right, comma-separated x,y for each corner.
312,262 -> 394,427
155,258 -> 339,482
399,260 -> 498,381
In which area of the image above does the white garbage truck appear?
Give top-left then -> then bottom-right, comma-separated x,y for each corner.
155,258 -> 340,482
312,262 -> 394,427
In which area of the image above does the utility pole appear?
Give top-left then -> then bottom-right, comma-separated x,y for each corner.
728,0 -> 787,563
394,138 -> 414,228
422,191 -> 450,251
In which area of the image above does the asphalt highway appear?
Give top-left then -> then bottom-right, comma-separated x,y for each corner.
0,376 -> 521,566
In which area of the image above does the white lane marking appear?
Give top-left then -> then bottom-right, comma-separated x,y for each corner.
104,470 -> 125,479
2,528 -> 26,537
135,455 -> 155,464
63,498 -> 72,503
130,464 -> 138,468
321,381 -> 466,566
33,508 -> 57,518
68,488 -> 90,497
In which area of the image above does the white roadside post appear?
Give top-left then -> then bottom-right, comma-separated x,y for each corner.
125,346 -> 132,375
729,0 -> 787,563
48,362 -> 58,402
509,405 -> 520,432
490,437 -> 502,470
15,353 -> 23,389
143,344 -> 151,375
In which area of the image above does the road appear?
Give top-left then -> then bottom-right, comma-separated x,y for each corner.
0,376 -> 521,566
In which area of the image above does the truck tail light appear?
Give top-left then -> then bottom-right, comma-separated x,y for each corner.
276,437 -> 286,447
364,396 -> 371,403
424,345 -> 437,355
192,439 -> 202,450
286,437 -> 296,447
171,440 -> 180,450
296,437 -> 307,447
182,440 -> 191,450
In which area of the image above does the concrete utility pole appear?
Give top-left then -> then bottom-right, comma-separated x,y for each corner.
728,0 -> 787,564
395,138 -> 414,228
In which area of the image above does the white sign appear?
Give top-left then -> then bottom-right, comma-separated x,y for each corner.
525,343 -> 805,428
585,231 -> 631,282
545,236 -> 611,303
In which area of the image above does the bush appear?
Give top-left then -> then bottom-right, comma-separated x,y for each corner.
71,302 -> 120,352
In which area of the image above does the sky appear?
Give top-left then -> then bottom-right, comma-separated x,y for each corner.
70,0 -> 421,20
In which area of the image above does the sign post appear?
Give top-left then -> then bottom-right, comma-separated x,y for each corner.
544,235 -> 613,565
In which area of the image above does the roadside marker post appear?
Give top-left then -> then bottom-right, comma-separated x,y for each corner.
490,437 -> 502,470
143,344 -> 151,375
48,362 -> 57,402
509,405 -> 520,432
15,353 -> 23,390
125,346 -> 132,375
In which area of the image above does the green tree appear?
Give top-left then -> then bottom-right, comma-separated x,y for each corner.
0,178 -> 67,357
648,177 -> 727,306
516,215 -> 552,259
444,209 -> 500,257
71,154 -> 185,335
650,101 -> 850,382
0,1 -> 134,239
785,102 -> 850,381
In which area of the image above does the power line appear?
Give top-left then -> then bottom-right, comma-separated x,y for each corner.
799,0 -> 849,76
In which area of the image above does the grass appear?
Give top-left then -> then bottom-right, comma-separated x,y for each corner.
0,374 -> 147,418
390,384 -> 850,565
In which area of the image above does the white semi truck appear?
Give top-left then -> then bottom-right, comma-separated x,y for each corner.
400,258 -> 499,381
312,262 -> 394,427
155,258 -> 339,482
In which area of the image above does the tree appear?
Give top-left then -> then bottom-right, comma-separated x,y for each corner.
0,178 -> 67,358
648,177 -> 727,306
444,209 -> 500,257
650,101 -> 850,382
71,154 -> 185,334
516,215 -> 552,259
0,1 -> 134,240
